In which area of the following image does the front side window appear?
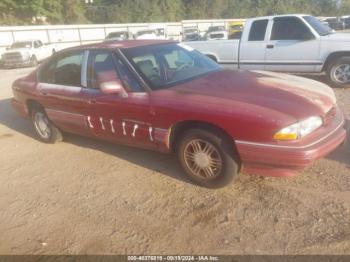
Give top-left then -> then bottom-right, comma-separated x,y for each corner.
122,43 -> 221,90
248,19 -> 268,41
87,50 -> 142,92
39,51 -> 83,86
271,17 -> 314,40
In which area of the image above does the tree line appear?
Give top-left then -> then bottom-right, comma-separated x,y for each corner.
1,0 -> 350,25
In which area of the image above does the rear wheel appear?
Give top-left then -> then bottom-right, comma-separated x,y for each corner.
177,129 -> 240,188
31,106 -> 62,143
327,57 -> 350,88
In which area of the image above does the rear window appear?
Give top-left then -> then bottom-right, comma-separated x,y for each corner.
248,19 -> 268,41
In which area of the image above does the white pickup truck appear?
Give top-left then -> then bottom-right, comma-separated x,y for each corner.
1,40 -> 57,68
186,14 -> 350,88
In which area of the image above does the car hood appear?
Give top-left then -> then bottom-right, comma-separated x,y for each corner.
170,70 -> 336,120
4,48 -> 30,55
321,32 -> 350,42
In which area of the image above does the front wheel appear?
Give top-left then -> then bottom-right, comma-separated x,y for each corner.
30,55 -> 38,67
177,129 -> 240,188
31,107 -> 63,143
327,57 -> 350,88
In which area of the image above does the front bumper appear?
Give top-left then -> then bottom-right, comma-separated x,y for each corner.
2,57 -> 31,68
236,109 -> 347,177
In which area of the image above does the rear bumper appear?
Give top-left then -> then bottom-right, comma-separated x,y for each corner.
236,113 -> 347,177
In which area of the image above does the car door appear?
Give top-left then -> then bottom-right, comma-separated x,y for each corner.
81,49 -> 156,149
37,50 -> 92,136
264,16 -> 321,73
239,19 -> 269,70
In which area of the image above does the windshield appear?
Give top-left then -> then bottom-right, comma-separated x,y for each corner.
11,41 -> 32,49
122,43 -> 221,90
303,16 -> 333,36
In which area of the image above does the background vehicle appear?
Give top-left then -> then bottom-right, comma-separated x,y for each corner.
105,31 -> 133,41
341,16 -> 350,29
135,29 -> 166,40
186,14 -> 350,88
204,26 -> 228,40
182,26 -> 201,41
2,40 -> 57,68
325,17 -> 345,30
11,41 -> 346,188
228,21 -> 245,39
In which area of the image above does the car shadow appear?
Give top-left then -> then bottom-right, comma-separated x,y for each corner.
0,98 -> 193,185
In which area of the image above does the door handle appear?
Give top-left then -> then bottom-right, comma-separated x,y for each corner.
266,44 -> 274,49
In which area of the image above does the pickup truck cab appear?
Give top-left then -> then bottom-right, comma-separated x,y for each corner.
186,14 -> 350,88
2,40 -> 56,68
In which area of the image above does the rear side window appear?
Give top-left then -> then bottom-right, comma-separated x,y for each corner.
39,51 -> 83,86
271,17 -> 314,40
248,19 -> 268,41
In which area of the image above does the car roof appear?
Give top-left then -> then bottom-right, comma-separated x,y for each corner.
67,40 -> 176,51
248,14 -> 309,20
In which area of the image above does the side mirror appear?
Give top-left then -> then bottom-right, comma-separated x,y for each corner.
100,81 -> 128,98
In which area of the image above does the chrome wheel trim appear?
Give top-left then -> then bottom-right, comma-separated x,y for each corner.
183,139 -> 223,180
33,112 -> 51,139
332,64 -> 350,84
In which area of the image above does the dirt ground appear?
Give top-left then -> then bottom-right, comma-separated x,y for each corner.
0,67 -> 349,255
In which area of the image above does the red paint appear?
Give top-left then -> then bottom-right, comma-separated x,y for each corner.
11,41 -> 347,178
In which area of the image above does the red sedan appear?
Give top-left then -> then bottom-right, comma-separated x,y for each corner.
11,40 -> 347,188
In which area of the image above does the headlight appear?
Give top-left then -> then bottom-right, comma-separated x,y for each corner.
274,116 -> 323,141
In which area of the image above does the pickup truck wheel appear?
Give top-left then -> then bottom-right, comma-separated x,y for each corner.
177,129 -> 240,188
31,107 -> 62,143
327,57 -> 350,88
30,56 -> 38,67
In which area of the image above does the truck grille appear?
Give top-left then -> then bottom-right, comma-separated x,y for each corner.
3,52 -> 22,60
210,33 -> 225,39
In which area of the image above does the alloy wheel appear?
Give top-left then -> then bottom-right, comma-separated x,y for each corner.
183,139 -> 223,179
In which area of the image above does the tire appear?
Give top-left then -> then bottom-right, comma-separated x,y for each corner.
327,56 -> 350,88
177,128 -> 240,188
30,56 -> 38,67
31,106 -> 63,143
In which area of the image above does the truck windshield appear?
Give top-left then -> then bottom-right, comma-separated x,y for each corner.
10,41 -> 32,49
122,43 -> 221,90
303,16 -> 333,36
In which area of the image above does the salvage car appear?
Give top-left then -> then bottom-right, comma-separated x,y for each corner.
325,17 -> 345,31
105,31 -> 133,41
204,26 -> 228,40
228,21 -> 245,39
11,40 -> 347,188
186,14 -> 350,88
182,26 -> 201,41
2,40 -> 56,68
